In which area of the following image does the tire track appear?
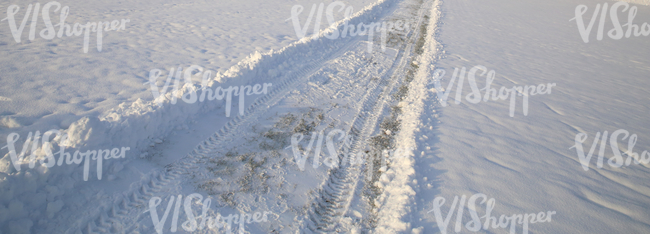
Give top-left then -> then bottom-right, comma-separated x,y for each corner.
73,45 -> 360,234
65,0 -> 404,233
302,0 -> 432,232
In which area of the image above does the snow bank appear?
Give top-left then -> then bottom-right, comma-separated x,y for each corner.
0,0 -> 408,232
374,0 -> 443,232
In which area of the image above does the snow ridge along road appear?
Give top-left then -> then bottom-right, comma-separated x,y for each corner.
63,0 -> 435,233
301,0 -> 439,232
373,0 -> 443,232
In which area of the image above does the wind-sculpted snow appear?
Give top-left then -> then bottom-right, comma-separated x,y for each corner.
572,2 -> 650,43
2,0 -> 650,232
1,1 -> 131,53
428,193 -> 556,234
430,65 -> 557,117
410,0 -> 650,233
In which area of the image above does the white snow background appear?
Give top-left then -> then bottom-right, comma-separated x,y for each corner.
0,0 -> 649,233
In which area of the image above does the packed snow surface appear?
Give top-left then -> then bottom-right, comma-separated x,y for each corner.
0,0 -> 649,233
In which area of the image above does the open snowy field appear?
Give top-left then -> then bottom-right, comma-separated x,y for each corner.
410,0 -> 650,233
0,0 -> 649,233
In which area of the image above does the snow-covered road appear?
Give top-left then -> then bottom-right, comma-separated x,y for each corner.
1,0 -> 649,233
